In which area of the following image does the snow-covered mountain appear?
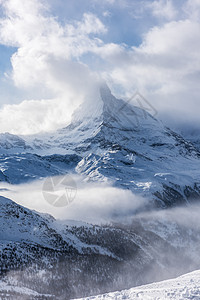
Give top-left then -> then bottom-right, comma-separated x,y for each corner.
1,195 -> 200,299
78,270 -> 200,300
180,127 -> 200,152
0,152 -> 81,184
0,85 -> 200,208
0,85 -> 200,298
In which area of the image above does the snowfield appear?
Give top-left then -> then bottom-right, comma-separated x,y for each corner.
79,270 -> 200,300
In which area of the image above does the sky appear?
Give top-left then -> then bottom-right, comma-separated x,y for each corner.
0,0 -> 199,135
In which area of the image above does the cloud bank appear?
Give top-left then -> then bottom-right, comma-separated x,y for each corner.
0,176 -> 147,224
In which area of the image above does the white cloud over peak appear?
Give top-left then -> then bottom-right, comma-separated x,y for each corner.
0,0 -> 199,134
0,0 -> 107,134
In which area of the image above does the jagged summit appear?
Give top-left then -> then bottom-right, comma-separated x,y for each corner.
69,83 -> 158,132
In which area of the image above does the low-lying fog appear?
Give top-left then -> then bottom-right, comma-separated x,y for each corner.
0,175 -> 148,224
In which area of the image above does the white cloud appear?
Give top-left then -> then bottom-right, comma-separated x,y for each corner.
184,0 -> 200,20
0,62 -> 102,135
0,97 -> 72,135
0,0 -> 105,91
103,10 -> 112,17
101,18 -> 200,127
0,177 -> 147,224
0,0 -> 107,134
149,0 -> 177,20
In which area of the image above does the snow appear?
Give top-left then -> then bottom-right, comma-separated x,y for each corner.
0,85 -> 200,300
0,85 -> 200,206
180,128 -> 200,151
79,270 -> 200,300
0,196 -> 121,258
1,194 -> 200,299
25,85 -> 200,206
53,219 -> 120,259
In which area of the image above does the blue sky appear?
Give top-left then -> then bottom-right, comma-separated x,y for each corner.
47,0 -> 146,45
0,0 -> 151,76
0,0 -> 199,134
0,0 -> 180,76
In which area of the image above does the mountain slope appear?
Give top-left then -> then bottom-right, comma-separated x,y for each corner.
180,127 -> 200,151
0,153 -> 81,184
1,196 -> 200,299
78,270 -> 200,300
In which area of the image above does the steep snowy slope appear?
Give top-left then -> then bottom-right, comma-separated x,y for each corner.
79,270 -> 200,300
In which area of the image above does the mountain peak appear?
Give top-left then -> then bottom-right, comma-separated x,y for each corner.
70,83 -> 157,132
99,82 -> 113,102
